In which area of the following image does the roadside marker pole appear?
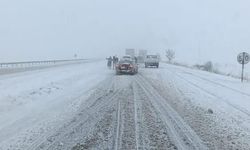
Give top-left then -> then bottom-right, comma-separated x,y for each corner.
241,52 -> 245,83
238,52 -> 249,83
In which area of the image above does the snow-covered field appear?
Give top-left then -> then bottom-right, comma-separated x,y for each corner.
0,61 -> 250,150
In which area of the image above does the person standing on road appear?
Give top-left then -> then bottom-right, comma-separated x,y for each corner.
134,56 -> 138,63
112,56 -> 116,69
115,56 -> 119,64
107,56 -> 112,69
113,56 -> 119,69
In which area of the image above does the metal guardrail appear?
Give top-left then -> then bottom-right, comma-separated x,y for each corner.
0,59 -> 87,68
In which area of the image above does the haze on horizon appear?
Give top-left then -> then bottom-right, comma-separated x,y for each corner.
0,0 -> 250,65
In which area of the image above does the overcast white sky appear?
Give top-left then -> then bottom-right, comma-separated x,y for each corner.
1,0 -> 250,64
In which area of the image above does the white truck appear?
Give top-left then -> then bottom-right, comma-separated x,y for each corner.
145,55 -> 160,68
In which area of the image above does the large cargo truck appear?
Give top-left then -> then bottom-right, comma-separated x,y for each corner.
125,49 -> 135,57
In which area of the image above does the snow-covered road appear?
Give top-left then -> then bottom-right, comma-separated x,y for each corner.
0,60 -> 111,149
0,61 -> 250,150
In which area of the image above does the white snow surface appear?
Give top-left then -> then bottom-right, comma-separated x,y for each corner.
142,63 -> 250,149
0,60 -> 250,149
161,63 -> 250,114
0,60 -> 112,149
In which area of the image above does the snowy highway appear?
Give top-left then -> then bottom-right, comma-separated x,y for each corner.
0,61 -> 250,150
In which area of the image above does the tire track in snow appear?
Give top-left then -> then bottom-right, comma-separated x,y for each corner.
29,79 -> 120,150
118,85 -> 137,150
132,82 -> 140,150
114,95 -> 121,150
46,90 -> 120,150
25,73 -> 208,150
133,81 -> 178,150
135,74 -> 208,150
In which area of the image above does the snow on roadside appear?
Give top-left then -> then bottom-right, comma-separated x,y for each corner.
141,63 -> 250,149
163,63 -> 250,115
0,60 -> 113,149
